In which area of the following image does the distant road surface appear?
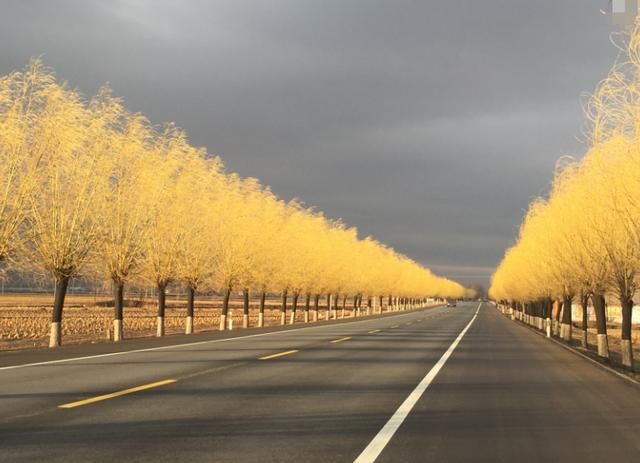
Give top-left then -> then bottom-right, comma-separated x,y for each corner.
1,302 -> 640,462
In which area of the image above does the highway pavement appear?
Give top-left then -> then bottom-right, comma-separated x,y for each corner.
1,302 -> 639,462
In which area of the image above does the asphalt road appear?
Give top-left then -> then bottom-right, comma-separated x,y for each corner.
1,302 -> 639,462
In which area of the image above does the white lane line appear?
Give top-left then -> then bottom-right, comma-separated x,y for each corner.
354,303 -> 481,463
0,306 -> 444,371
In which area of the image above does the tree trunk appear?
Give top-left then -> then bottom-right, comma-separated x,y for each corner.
554,299 -> 563,336
313,294 -> 319,321
544,298 -> 552,337
341,294 -> 347,318
560,295 -> 573,342
379,295 -> 384,314
352,294 -> 358,317
219,286 -> 232,331
333,293 -> 339,319
580,293 -> 588,348
156,282 -> 167,337
290,291 -> 299,324
304,293 -> 311,323
592,293 -> 609,359
326,294 -> 331,320
113,279 -> 125,341
258,290 -> 266,327
281,290 -> 288,325
367,296 -> 372,315
620,295 -> 634,369
49,275 -> 70,347
243,288 -> 250,328
185,285 -> 195,334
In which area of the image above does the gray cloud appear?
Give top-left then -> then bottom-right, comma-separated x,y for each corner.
0,0 -> 619,286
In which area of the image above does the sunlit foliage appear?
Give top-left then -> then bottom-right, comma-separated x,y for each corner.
0,59 -> 467,347
490,22 -> 640,369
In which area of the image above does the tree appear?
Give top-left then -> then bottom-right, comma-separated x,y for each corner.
97,112 -> 157,341
210,174 -> 256,330
27,85 -> 121,347
175,156 -> 224,334
140,126 -> 191,337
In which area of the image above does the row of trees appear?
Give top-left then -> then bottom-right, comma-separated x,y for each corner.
489,23 -> 640,370
0,59 -> 468,347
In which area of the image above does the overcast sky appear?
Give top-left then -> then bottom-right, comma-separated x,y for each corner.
0,1 -> 622,287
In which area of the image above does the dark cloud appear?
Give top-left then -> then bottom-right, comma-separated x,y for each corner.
0,0 -> 619,286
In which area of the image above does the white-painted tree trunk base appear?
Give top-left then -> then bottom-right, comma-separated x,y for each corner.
580,329 -> 588,347
312,310 -> 317,322
621,340 -> 634,368
258,312 -> 264,327
289,312 -> 296,325
560,323 -> 571,341
304,312 -> 309,323
114,319 -> 123,341
597,334 -> 609,358
219,314 -> 227,331
243,314 -> 249,328
186,316 -> 193,334
49,322 -> 61,348
156,317 -> 164,337
545,318 -> 551,337
280,313 -> 286,325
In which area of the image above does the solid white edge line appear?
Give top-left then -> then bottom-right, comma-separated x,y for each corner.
0,305 -> 447,371
353,303 -> 482,463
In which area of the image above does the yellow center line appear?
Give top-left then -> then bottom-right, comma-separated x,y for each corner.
368,329 -> 381,334
59,379 -> 177,409
259,349 -> 299,360
406,322 -> 413,325
391,325 -> 399,328
331,336 -> 352,344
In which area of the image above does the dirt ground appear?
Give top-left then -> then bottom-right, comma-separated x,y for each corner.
0,294 -> 370,350
570,322 -> 640,370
